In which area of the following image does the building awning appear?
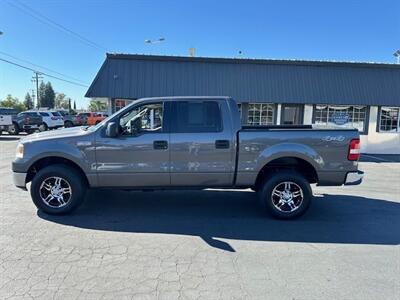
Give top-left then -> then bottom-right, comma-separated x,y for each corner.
86,53 -> 400,106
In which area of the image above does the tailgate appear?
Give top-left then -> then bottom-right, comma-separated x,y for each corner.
0,115 -> 12,125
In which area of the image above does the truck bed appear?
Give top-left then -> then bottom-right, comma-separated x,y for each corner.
235,126 -> 359,186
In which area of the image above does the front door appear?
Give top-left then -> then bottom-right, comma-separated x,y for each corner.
169,100 -> 236,186
281,104 -> 304,125
95,101 -> 170,187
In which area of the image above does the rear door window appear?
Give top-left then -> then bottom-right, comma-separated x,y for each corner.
172,101 -> 222,133
39,112 -> 50,117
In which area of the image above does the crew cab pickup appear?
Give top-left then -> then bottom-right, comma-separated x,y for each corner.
12,97 -> 363,218
9,111 -> 43,135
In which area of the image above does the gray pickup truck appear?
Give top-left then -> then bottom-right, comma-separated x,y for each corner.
12,97 -> 363,218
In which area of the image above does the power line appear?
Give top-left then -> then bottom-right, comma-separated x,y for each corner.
0,51 -> 89,85
0,57 -> 89,88
7,0 -> 108,52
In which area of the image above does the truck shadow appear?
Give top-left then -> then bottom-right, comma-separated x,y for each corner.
38,190 -> 400,252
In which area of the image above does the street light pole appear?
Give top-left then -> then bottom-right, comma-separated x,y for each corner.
144,37 -> 165,44
144,38 -> 165,55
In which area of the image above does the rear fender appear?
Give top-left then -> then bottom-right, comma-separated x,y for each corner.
255,142 -> 323,173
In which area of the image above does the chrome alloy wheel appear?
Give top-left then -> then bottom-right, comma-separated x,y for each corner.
39,177 -> 72,208
271,181 -> 303,213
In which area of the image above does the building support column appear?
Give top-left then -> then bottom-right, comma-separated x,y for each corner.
240,103 -> 249,125
303,104 -> 313,125
276,104 -> 282,125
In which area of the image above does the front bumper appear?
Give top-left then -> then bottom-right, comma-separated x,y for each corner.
344,170 -> 364,185
13,172 -> 27,190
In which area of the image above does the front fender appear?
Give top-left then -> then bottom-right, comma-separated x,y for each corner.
13,140 -> 95,174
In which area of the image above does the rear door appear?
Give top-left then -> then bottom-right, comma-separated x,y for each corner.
169,99 -> 236,186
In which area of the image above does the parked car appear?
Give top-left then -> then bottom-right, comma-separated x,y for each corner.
35,111 -> 64,131
57,110 -> 85,127
75,112 -> 90,126
8,111 -> 43,135
0,108 -> 15,134
86,112 -> 107,126
12,97 -> 363,217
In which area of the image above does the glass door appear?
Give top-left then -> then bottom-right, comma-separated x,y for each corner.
281,104 -> 304,125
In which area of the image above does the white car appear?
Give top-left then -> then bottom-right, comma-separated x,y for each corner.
32,111 -> 64,130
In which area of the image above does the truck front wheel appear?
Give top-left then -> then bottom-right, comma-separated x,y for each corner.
30,164 -> 87,215
258,170 -> 312,219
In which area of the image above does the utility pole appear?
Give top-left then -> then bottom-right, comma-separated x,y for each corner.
31,72 -> 43,108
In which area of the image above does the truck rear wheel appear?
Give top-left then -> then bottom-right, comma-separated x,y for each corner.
30,164 -> 87,215
8,122 -> 19,135
258,170 -> 312,219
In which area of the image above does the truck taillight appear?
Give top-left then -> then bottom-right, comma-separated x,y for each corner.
348,139 -> 360,161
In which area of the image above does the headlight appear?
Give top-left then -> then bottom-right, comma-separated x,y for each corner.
16,143 -> 24,158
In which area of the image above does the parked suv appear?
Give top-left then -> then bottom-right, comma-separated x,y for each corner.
58,110 -> 86,127
35,111 -> 64,131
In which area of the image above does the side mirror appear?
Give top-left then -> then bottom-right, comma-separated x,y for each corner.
106,122 -> 118,137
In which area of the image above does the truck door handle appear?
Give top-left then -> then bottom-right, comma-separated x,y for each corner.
153,140 -> 168,150
215,140 -> 230,149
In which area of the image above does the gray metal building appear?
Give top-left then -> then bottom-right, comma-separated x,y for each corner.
86,53 -> 400,154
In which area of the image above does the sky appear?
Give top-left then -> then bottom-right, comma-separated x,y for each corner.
0,0 -> 399,109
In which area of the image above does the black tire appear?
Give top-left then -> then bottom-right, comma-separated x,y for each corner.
258,170 -> 312,219
8,122 -> 20,135
39,122 -> 48,132
64,121 -> 73,128
30,164 -> 87,215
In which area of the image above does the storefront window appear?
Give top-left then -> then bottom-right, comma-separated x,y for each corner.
379,107 -> 400,133
313,105 -> 367,132
247,103 -> 276,125
114,99 -> 135,112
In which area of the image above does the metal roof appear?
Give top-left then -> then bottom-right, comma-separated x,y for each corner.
86,53 -> 400,106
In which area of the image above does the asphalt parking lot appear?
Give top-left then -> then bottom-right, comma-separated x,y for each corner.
0,135 -> 399,300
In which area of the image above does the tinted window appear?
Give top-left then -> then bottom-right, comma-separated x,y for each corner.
27,112 -> 39,117
51,112 -> 61,116
39,112 -> 49,117
173,101 -> 222,133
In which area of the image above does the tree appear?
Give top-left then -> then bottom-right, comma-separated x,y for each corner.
41,82 -> 55,108
68,98 -> 71,111
55,93 -> 70,109
24,93 -> 33,109
73,100 -> 76,110
38,82 -> 46,108
88,99 -> 106,112
0,94 -> 26,112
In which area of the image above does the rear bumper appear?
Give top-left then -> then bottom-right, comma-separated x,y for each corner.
344,170 -> 364,185
13,172 -> 27,190
23,124 -> 39,130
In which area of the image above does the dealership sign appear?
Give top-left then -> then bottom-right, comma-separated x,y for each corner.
331,112 -> 350,125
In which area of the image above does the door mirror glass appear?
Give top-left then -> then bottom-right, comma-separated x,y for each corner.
106,122 -> 118,137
